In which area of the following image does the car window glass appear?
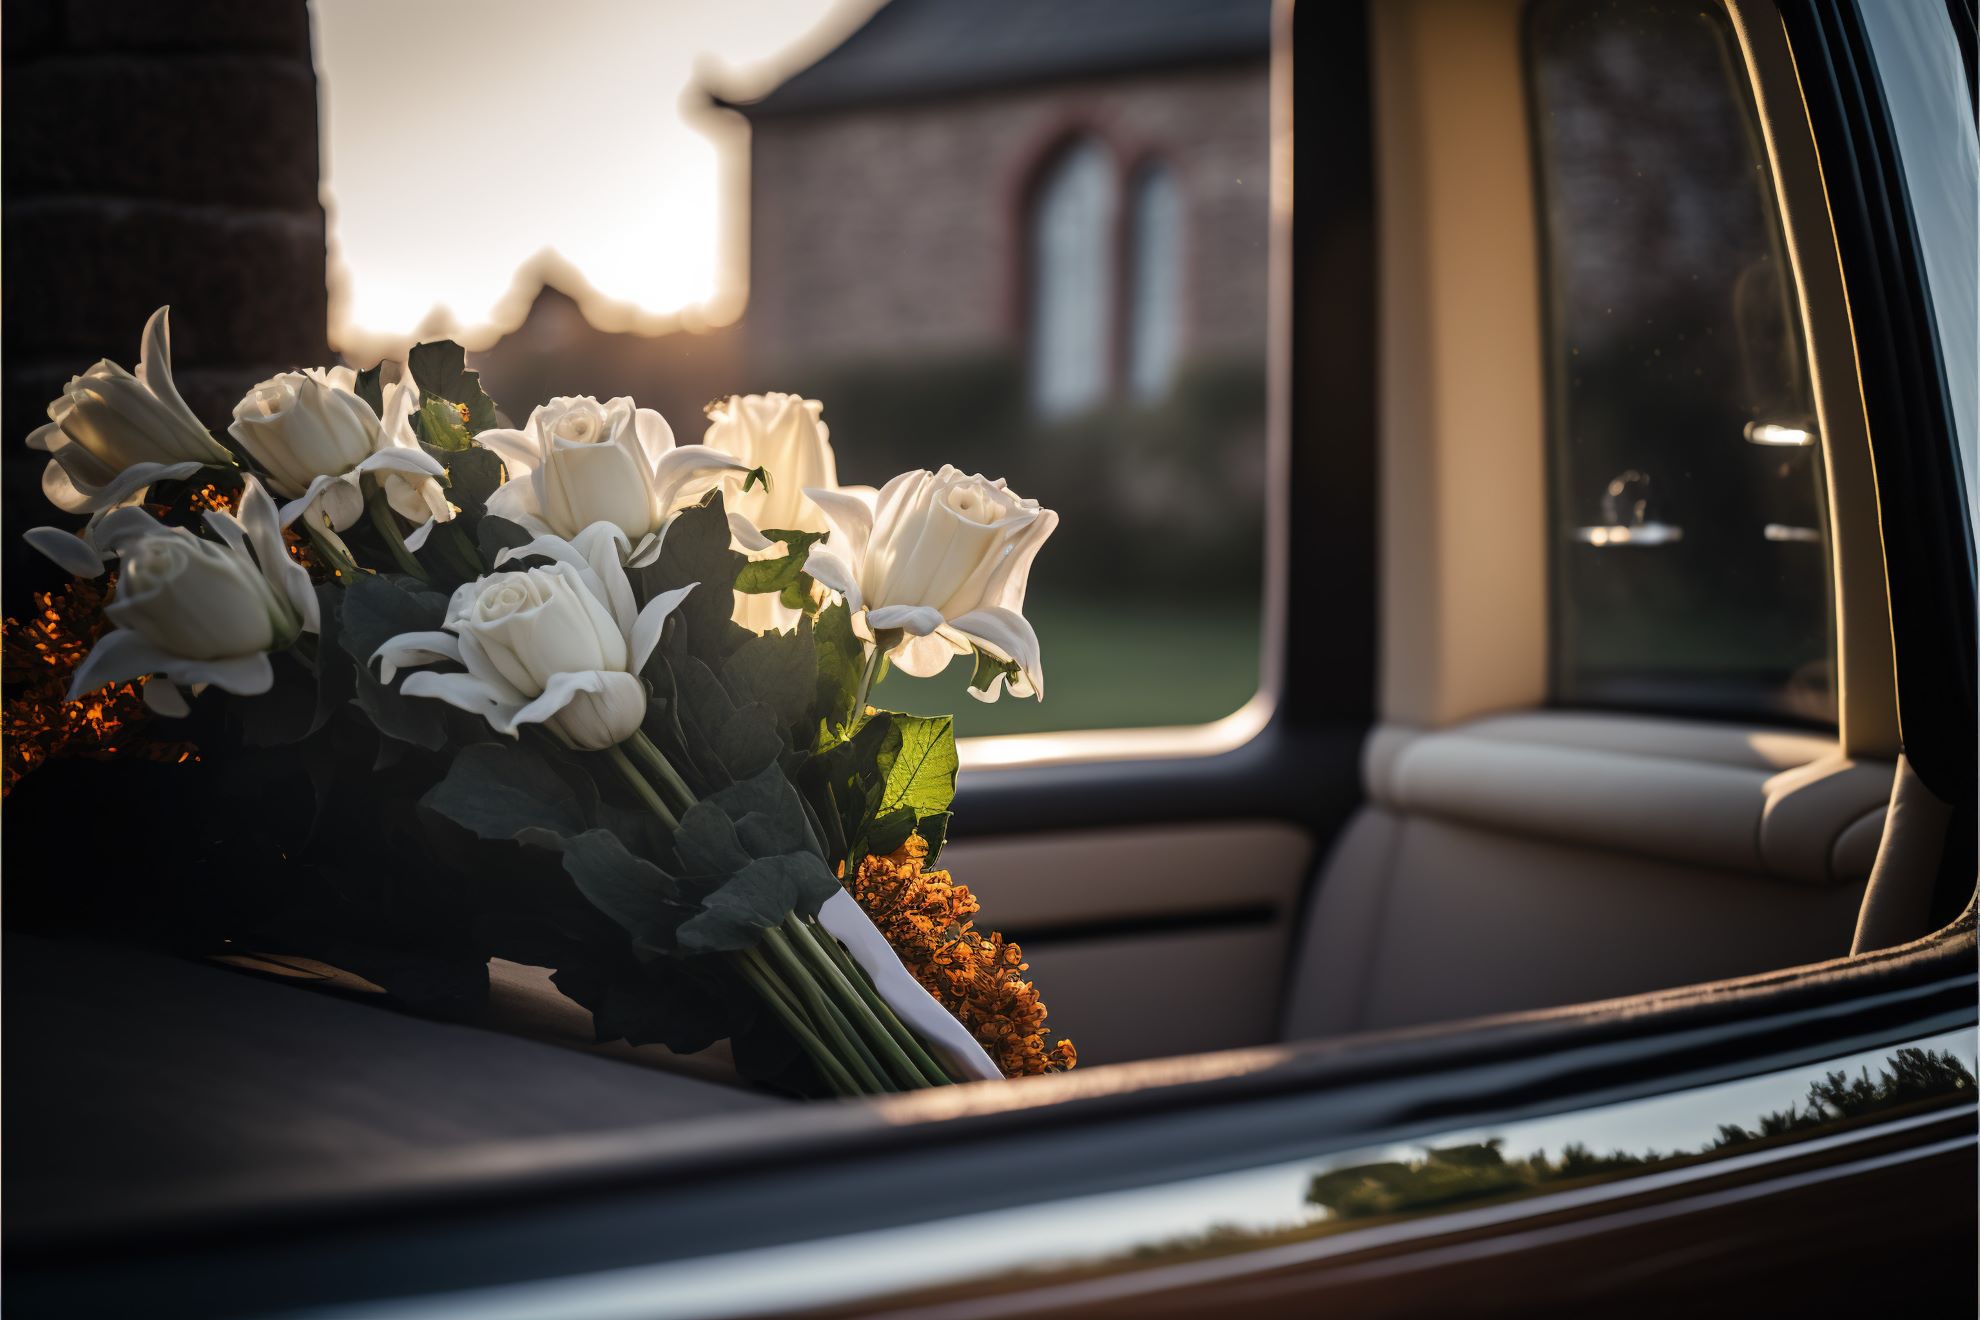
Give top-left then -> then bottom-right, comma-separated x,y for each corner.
1529,0 -> 1837,725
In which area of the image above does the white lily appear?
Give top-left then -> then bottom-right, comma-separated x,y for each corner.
20,476 -> 320,717
372,522 -> 695,751
804,466 -> 1056,701
26,305 -> 236,515
479,396 -> 754,566
227,366 -> 446,536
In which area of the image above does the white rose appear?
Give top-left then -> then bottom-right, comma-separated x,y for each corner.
26,306 -> 236,514
22,475 -> 321,717
373,522 -> 695,751
227,366 -> 445,533
479,395 -> 753,563
702,392 -> 845,633
804,465 -> 1057,701
703,393 -> 837,541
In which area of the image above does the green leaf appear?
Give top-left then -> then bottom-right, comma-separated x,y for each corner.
865,806 -> 918,858
812,601 -> 864,735
337,574 -> 449,749
438,444 -> 503,528
711,763 -> 816,860
672,801 -> 754,880
721,619 -> 816,733
413,395 -> 474,452
969,647 -> 1023,698
733,529 -> 827,595
406,339 -> 499,435
477,514 -> 535,565
354,364 -> 384,419
526,827 -> 691,961
637,494 -> 750,664
878,713 -> 957,817
916,810 -> 952,861
676,853 -> 839,954
421,741 -> 592,841
715,702 -> 785,781
778,576 -> 817,613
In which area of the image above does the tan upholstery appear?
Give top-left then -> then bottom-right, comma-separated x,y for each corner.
1374,0 -> 1548,727
1850,758 -> 1956,954
1372,714 -> 1893,886
1284,807 -> 1867,1039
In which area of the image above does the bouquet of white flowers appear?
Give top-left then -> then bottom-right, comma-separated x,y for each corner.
12,307 -> 1075,1095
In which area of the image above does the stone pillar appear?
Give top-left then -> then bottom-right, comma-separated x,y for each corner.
2,0 -> 329,561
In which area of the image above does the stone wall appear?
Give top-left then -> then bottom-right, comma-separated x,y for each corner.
743,60 -> 1270,376
3,0 -> 329,554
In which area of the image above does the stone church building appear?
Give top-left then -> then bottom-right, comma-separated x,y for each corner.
719,0 -> 1272,422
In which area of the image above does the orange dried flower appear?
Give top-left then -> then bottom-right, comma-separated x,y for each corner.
848,835 -> 1076,1077
2,577 -> 197,797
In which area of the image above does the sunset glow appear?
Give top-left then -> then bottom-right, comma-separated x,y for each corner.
310,0 -> 867,348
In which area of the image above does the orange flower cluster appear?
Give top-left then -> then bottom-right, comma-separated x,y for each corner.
2,578 -> 195,797
847,835 -> 1076,1077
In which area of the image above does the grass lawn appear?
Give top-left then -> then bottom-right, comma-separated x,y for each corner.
869,590 -> 1263,738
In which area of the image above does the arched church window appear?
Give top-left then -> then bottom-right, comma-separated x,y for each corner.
1028,137 -> 1117,418
1125,161 -> 1183,402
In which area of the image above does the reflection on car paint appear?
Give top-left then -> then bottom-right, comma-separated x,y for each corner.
288,1029 -> 1977,1320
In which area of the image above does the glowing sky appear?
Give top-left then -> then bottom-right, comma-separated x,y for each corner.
311,0 -> 870,345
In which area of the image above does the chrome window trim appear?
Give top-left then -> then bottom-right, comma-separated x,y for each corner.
282,1028 -> 1977,1320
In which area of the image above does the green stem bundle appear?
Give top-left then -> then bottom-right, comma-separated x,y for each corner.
603,732 -> 958,1096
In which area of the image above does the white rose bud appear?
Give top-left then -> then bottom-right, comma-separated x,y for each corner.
533,397 -> 660,541
27,306 -> 236,514
109,534 -> 289,660
480,395 -> 754,563
373,523 -> 695,751
703,393 -> 837,540
228,367 -> 446,533
804,466 -> 1057,701
24,476 -> 322,718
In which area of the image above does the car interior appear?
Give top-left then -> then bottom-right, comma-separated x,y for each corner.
7,0 -> 1973,1271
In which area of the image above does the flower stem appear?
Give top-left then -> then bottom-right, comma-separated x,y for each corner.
364,484 -> 431,583
628,730 -> 695,814
852,643 -> 887,729
763,928 -> 892,1092
784,914 -> 940,1088
801,916 -> 955,1086
299,517 -> 365,583
739,951 -> 858,1097
604,743 -> 680,832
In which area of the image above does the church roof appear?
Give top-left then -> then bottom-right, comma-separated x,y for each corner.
719,0 -> 1272,119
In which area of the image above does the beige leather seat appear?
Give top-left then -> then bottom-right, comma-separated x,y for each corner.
1283,714 -> 1888,1037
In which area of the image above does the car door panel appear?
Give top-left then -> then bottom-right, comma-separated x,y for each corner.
942,822 -> 1314,1063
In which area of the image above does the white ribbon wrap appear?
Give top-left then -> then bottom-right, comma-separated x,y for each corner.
817,889 -> 1004,1083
